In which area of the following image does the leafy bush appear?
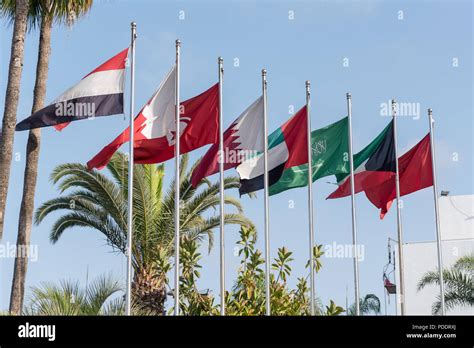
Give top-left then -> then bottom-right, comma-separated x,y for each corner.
176,226 -> 344,316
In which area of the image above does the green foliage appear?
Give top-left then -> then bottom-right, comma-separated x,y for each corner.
34,153 -> 345,316
23,274 -> 160,315
177,226 -> 343,316
272,247 -> 294,283
0,0 -> 94,29
325,300 -> 345,316
417,254 -> 473,314
176,237 -> 219,316
24,274 -> 122,315
305,244 -> 324,273
35,152 -> 253,313
347,294 -> 381,316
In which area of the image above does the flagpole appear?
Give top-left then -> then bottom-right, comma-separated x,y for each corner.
346,92 -> 360,316
218,57 -> 226,316
427,108 -> 446,315
174,39 -> 181,316
391,99 -> 406,316
262,69 -> 271,316
306,81 -> 315,315
125,21 -> 137,316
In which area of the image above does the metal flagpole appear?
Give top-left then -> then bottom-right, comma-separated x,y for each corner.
174,39 -> 181,316
262,69 -> 271,316
218,57 -> 226,316
125,21 -> 137,316
391,99 -> 406,315
306,81 -> 315,315
346,92 -> 360,316
427,108 -> 446,315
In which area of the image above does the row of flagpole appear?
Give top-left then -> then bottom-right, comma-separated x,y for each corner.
124,22 -> 446,317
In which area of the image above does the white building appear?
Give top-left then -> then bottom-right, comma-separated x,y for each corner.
395,194 -> 474,315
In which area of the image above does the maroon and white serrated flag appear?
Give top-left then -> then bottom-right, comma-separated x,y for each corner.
190,96 -> 264,187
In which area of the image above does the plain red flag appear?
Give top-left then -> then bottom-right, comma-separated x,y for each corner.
364,133 -> 433,219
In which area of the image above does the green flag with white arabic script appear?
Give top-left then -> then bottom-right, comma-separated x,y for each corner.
269,116 -> 349,196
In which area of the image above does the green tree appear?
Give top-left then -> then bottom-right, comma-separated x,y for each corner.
325,300 -> 345,316
179,225 -> 343,316
6,0 -> 94,315
0,0 -> 29,239
417,254 -> 473,314
347,294 -> 381,316
177,236 -> 219,315
24,274 -> 123,315
35,153 -> 253,314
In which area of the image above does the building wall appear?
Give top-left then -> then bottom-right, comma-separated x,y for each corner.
396,194 -> 474,315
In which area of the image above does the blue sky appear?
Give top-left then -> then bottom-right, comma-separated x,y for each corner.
1,0 -> 472,314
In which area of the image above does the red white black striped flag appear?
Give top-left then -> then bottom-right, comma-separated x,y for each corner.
15,48 -> 129,131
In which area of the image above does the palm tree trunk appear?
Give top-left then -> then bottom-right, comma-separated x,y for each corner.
9,14 -> 52,315
0,0 -> 29,240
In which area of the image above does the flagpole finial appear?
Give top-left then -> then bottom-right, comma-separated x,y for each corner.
346,92 -> 351,99
131,22 -> 137,40
428,108 -> 433,115
391,99 -> 397,115
176,39 -> 181,47
218,56 -> 223,63
262,69 -> 267,76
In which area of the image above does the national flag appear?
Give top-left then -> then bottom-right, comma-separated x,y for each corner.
327,120 -> 396,199
16,48 -> 129,131
237,106 -> 307,195
87,66 -> 219,170
364,133 -> 433,218
190,96 -> 264,187
270,116 -> 350,195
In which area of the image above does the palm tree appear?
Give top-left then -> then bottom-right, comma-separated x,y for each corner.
8,0 -> 93,315
417,254 -> 473,314
24,274 -> 124,315
0,0 -> 29,239
347,294 -> 381,315
35,152 -> 253,313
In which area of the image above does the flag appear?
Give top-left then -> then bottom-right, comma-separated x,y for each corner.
190,96 -> 264,187
270,116 -> 350,195
16,48 -> 129,131
87,66 -> 219,170
327,120 -> 396,199
237,106 -> 307,195
364,133 -> 433,218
